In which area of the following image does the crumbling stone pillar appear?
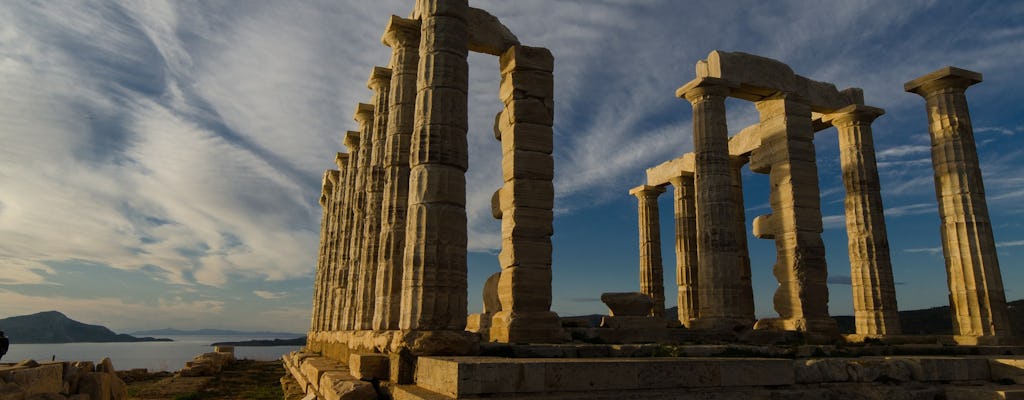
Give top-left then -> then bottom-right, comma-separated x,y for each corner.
822,105 -> 901,336
331,132 -> 360,331
730,155 -> 756,321
342,103 -> 375,330
630,185 -> 666,318
677,77 -> 751,331
374,16 -> 421,331
905,66 -> 1011,338
490,45 -> 563,343
749,95 -> 836,335
668,175 -> 698,327
354,67 -> 392,330
311,169 -> 337,332
400,0 -> 471,332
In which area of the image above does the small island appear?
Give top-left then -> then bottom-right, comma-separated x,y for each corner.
210,336 -> 306,347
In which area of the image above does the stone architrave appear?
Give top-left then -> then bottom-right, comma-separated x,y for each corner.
630,185 -> 666,318
400,0 -> 471,332
342,103 -> 375,330
374,16 -> 421,331
905,66 -> 1011,338
821,105 -> 901,336
730,155 -> 756,321
749,95 -> 836,335
331,132 -> 360,331
354,67 -> 392,330
490,45 -> 563,343
668,175 -> 699,327
677,77 -> 752,331
311,169 -> 335,332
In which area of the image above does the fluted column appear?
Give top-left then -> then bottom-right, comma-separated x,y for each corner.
669,175 -> 698,327
400,0 -> 470,331
631,185 -> 666,318
311,169 -> 336,333
749,95 -> 836,335
353,67 -> 392,330
374,16 -> 421,331
342,104 -> 375,330
676,77 -> 750,331
822,105 -> 901,336
905,66 -> 1011,338
730,155 -> 756,321
332,132 -> 360,331
322,156 -> 347,332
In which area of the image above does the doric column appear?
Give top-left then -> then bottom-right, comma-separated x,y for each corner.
374,16 -> 421,331
353,67 -> 392,330
332,132 -> 360,331
905,67 -> 1011,338
676,77 -> 750,331
400,0 -> 471,331
311,169 -> 336,333
668,175 -> 698,327
630,185 -> 666,318
822,105 -> 901,336
322,156 -> 346,332
730,155 -> 756,321
490,45 -> 562,343
749,95 -> 836,335
342,104 -> 375,330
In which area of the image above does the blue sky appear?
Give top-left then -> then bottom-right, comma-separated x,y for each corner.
1,0 -> 1022,332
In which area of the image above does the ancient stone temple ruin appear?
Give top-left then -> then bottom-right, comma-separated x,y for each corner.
284,2 -> 1022,399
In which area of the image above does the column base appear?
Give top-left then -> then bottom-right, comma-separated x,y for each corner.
754,317 -> 840,343
692,317 -> 754,333
467,312 -> 493,342
490,310 -> 565,344
953,334 -> 1023,346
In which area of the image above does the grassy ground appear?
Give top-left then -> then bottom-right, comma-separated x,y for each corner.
127,359 -> 284,400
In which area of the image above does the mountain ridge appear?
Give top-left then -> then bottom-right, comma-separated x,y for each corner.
0,311 -> 171,344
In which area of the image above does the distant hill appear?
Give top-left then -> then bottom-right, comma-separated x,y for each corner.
210,336 -> 306,347
0,311 -> 172,344
130,328 -> 303,337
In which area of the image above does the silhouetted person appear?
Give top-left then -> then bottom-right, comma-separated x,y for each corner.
0,331 -> 8,362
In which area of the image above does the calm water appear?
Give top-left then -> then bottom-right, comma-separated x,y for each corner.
1,335 -> 302,372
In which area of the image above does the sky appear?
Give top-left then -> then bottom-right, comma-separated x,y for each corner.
1,0 -> 1022,333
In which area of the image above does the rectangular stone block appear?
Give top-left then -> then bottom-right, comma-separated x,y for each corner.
3,364 -> 62,395
406,164 -> 466,206
416,49 -> 469,93
500,179 -> 554,210
917,357 -> 990,382
500,45 -> 554,74
719,359 -> 795,386
501,150 -> 553,181
502,99 -> 553,126
498,121 -> 553,154
349,353 -> 390,381
415,0 -> 469,20
500,70 -> 553,103
497,266 -> 552,311
419,14 -> 469,56
499,236 -> 552,267
501,206 -> 553,239
990,358 -> 1024,384
300,357 -> 343,392
414,84 -> 468,128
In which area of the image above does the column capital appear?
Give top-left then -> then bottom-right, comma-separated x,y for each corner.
667,174 -> 693,188
367,66 -> 393,90
904,66 -> 982,97
821,104 -> 885,127
344,130 -> 360,150
629,184 -> 666,199
381,15 -> 421,49
335,152 -> 349,170
353,103 -> 375,124
676,77 -> 735,103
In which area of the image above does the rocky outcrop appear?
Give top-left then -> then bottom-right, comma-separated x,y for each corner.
0,357 -> 127,399
176,346 -> 235,377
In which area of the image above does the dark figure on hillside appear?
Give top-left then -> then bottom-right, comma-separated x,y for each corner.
0,331 -> 8,362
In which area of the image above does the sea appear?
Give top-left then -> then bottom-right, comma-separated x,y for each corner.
1,335 -> 302,372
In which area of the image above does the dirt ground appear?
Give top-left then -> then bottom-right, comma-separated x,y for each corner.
126,359 -> 285,400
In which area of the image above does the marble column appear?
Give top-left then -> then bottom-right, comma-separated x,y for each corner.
354,67 -> 392,330
905,66 -> 1011,338
342,104 -> 375,330
311,169 -> 336,333
749,95 -> 836,335
822,105 -> 901,336
631,185 -> 666,318
322,156 -> 347,332
374,16 -> 420,331
677,77 -> 750,331
332,132 -> 360,331
400,0 -> 470,331
730,155 -> 756,321
669,175 -> 698,327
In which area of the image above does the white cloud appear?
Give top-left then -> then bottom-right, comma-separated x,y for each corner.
254,290 -> 287,300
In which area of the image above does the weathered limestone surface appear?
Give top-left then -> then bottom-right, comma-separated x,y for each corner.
333,132 -> 360,331
354,67 -> 392,331
822,105 -> 901,336
600,292 -> 655,317
630,185 -> 666,318
678,77 -> 752,331
905,66 -> 1011,338
343,103 -> 375,330
668,175 -> 699,327
400,0 -> 471,332
729,155 -> 756,321
311,169 -> 335,332
749,95 -> 836,335
375,15 -> 421,332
